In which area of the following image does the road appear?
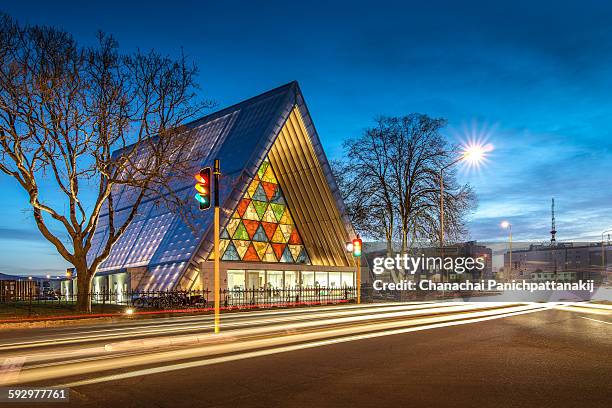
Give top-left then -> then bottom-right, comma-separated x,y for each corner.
0,302 -> 610,407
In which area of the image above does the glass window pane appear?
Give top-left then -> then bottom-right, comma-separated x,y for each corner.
315,272 -> 328,287
341,272 -> 354,287
267,270 -> 283,289
329,272 -> 341,288
284,271 -> 298,288
246,270 -> 265,289
301,271 -> 315,287
227,270 -> 245,290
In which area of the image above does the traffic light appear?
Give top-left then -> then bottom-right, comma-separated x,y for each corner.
194,167 -> 211,210
352,235 -> 362,257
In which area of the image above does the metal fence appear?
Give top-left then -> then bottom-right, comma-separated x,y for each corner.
0,287 -> 356,317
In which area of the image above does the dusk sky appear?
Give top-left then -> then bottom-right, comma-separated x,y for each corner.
1,0 -> 611,275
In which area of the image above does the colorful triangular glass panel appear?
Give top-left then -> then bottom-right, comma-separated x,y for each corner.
262,244 -> 277,262
288,228 -> 302,245
271,243 -> 285,260
236,198 -> 251,218
233,221 -> 249,240
257,161 -> 269,179
252,184 -> 268,202
252,225 -> 268,242
261,221 -> 277,241
270,203 -> 285,222
242,219 -> 259,239
243,201 -> 259,221
221,241 -> 240,261
247,179 -> 259,198
253,242 -> 268,260
296,247 -> 309,263
262,205 -> 277,223
262,165 -> 276,183
243,243 -> 259,261
260,181 -> 277,201
225,219 -> 240,236
280,246 -> 293,263
279,210 -> 292,225
288,245 -> 302,262
271,225 -> 285,243
280,224 -> 293,242
234,240 -> 250,258
252,200 -> 267,219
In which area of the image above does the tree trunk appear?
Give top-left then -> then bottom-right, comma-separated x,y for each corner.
75,259 -> 93,313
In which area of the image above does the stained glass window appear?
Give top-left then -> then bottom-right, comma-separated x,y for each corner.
218,157 -> 310,263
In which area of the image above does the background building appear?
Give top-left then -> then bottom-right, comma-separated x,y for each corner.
504,242 -> 611,282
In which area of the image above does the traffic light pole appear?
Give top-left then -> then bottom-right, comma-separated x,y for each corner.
356,255 -> 361,304
213,159 -> 220,334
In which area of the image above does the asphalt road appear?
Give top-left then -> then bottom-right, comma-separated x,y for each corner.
0,302 -> 610,408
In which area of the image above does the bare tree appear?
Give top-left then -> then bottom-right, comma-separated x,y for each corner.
334,124 -> 396,256
334,115 -> 476,255
0,14 -> 211,311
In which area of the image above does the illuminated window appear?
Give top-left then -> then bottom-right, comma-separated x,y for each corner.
284,271 -> 299,288
227,270 -> 246,290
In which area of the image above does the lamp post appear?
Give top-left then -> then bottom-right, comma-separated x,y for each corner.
602,229 -> 612,275
501,221 -> 512,281
438,142 -> 491,281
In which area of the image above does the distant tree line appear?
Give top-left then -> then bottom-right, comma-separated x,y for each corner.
333,114 -> 476,255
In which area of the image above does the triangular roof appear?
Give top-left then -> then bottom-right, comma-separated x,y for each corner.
92,81 -> 357,290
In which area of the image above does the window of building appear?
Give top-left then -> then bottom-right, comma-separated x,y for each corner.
302,271 -> 315,287
315,272 -> 328,287
329,272 -> 341,288
246,270 -> 265,289
267,270 -> 283,289
227,270 -> 245,290
284,271 -> 299,288
341,272 -> 354,287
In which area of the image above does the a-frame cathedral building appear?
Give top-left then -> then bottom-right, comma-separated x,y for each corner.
80,82 -> 359,299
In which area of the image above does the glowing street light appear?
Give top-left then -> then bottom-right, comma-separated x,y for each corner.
501,221 -> 512,281
460,142 -> 493,169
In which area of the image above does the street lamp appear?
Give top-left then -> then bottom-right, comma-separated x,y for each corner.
438,142 -> 491,280
601,229 -> 612,273
501,221 -> 512,281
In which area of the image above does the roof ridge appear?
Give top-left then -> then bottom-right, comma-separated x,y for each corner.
185,81 -> 298,128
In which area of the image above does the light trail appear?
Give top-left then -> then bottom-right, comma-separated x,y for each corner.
1,303 -> 509,363
0,302 -> 442,352
552,304 -> 612,316
578,316 -> 612,325
0,303 -> 544,386
55,304 -> 547,389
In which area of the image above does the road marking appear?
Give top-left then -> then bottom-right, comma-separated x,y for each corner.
56,305 -> 546,389
579,316 -> 612,325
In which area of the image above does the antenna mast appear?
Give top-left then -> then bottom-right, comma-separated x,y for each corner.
550,198 -> 557,245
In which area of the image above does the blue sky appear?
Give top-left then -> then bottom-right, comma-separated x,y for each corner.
2,0 -> 612,275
